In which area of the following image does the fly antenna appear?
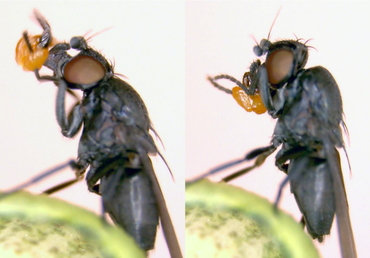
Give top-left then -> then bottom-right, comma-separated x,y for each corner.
250,34 -> 259,45
253,7 -> 282,57
84,26 -> 114,41
267,6 -> 282,40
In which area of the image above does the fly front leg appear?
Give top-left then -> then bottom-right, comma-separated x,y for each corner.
253,64 -> 276,115
33,10 -> 52,49
32,69 -> 81,121
34,69 -> 58,82
56,80 -> 84,138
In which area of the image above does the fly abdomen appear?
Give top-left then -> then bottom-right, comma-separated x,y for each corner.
100,160 -> 159,251
289,155 -> 335,241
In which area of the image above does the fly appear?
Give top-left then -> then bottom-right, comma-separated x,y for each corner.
15,10 -> 182,258
193,10 -> 356,258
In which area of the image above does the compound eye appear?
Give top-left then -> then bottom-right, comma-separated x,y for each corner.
265,49 -> 294,86
64,55 -> 105,85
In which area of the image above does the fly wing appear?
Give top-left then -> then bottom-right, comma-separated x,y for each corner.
109,77 -> 158,153
304,66 -> 345,148
298,67 -> 356,257
109,78 -> 151,130
111,77 -> 182,257
324,140 -> 357,258
138,150 -> 183,258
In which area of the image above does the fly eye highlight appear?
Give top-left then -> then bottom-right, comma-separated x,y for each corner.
64,55 -> 106,85
15,34 -> 49,71
265,49 -> 294,86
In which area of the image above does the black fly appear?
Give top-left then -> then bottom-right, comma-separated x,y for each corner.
15,10 -> 182,258
193,12 -> 357,258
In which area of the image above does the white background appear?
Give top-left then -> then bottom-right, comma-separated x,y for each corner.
0,2 -> 184,258
186,2 -> 369,258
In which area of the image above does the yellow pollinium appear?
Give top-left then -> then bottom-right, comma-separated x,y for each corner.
15,35 -> 50,71
232,86 -> 267,115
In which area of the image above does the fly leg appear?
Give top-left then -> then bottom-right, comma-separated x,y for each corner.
188,144 -> 276,183
208,61 -> 276,116
222,144 -> 276,182
208,74 -> 244,94
20,27 -> 80,107
3,160 -> 84,196
42,159 -> 89,195
20,10 -> 52,61
55,80 -> 85,138
208,72 -> 258,96
10,78 -> 86,195
254,64 -> 275,114
33,10 -> 52,48
273,146 -> 310,206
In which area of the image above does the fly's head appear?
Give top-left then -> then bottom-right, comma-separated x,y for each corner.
58,36 -> 114,90
16,10 -> 114,91
254,39 -> 309,89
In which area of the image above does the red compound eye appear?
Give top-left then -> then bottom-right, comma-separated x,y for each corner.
64,55 -> 106,85
15,35 -> 49,71
265,49 -> 294,86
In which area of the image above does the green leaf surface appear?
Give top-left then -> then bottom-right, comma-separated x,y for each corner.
0,191 -> 146,258
186,180 -> 321,258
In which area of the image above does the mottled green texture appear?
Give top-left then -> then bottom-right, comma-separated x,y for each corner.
186,180 -> 321,258
186,206 -> 282,258
0,191 -> 146,258
0,218 -> 101,258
